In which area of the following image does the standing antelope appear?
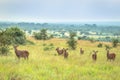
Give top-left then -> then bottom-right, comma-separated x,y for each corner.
56,47 -> 64,55
13,45 -> 29,60
80,48 -> 84,54
106,50 -> 116,61
63,48 -> 69,58
92,50 -> 98,61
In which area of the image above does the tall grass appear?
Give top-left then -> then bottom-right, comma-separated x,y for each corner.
0,38 -> 120,80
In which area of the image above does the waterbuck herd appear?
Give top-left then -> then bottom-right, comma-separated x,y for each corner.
55,47 -> 116,61
13,46 -> 116,61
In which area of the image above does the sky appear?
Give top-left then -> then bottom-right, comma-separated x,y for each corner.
0,0 -> 120,23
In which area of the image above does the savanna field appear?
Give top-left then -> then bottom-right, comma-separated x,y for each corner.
0,37 -> 120,80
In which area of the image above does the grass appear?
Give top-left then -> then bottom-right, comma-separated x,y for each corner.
0,37 -> 120,80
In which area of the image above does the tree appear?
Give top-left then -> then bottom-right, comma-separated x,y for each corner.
67,32 -> 77,50
112,38 -> 119,47
34,29 -> 48,40
40,29 -> 48,40
0,27 -> 26,55
89,38 -> 96,43
0,29 -> 12,55
5,27 -> 26,45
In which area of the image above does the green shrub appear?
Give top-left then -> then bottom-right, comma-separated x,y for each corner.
0,46 -> 9,55
49,43 -> 54,46
43,43 -> 47,46
97,43 -> 103,48
67,32 -> 77,50
112,38 -> 119,47
43,47 -> 50,51
105,45 -> 112,50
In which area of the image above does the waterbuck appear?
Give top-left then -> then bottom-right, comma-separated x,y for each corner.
13,45 -> 29,60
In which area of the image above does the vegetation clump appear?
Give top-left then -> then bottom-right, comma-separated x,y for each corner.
67,32 -> 77,50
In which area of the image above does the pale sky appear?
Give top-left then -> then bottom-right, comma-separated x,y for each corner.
0,0 -> 120,22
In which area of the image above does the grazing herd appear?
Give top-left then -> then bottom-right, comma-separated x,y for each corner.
13,45 -> 116,61
56,47 -> 116,61
56,47 -> 69,58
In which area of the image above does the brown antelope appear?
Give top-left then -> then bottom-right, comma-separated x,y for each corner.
92,50 -> 98,61
80,48 -> 84,54
56,47 -> 64,55
63,48 -> 69,58
106,50 -> 116,61
13,45 -> 29,60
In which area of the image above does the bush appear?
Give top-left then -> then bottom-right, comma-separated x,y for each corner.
43,43 -> 54,51
0,46 -> 9,55
43,47 -> 50,51
43,43 -> 47,46
97,43 -> 103,48
49,43 -> 54,46
112,38 -> 119,47
105,45 -> 112,50
67,32 -> 77,50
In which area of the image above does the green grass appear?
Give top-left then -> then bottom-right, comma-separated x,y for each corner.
0,38 -> 120,80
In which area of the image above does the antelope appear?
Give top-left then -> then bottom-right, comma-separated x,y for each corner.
80,48 -> 84,54
56,47 -> 64,55
13,45 -> 29,60
92,50 -> 98,61
63,48 -> 69,58
106,50 -> 116,61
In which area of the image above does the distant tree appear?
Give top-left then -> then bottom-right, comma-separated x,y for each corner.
40,29 -> 48,40
67,32 -> 77,50
34,29 -> 53,40
89,38 -> 96,43
34,32 -> 42,40
112,38 -> 119,47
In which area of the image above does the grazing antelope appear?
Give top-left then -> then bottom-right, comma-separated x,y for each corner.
80,48 -> 84,54
56,47 -> 64,55
63,48 -> 69,58
106,50 -> 116,61
13,45 -> 29,60
92,50 -> 98,61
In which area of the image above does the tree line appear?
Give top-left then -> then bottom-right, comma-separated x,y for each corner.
0,27 -> 119,55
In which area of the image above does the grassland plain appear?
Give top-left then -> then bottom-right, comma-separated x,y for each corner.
0,37 -> 120,80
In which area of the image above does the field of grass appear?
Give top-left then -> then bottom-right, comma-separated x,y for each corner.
0,37 -> 120,80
